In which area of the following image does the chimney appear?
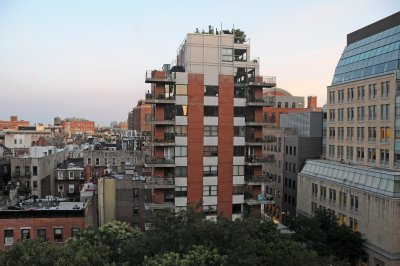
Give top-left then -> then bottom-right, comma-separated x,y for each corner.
85,164 -> 91,183
307,96 -> 317,109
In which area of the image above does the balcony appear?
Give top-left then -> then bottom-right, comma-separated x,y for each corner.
245,175 -> 271,185
144,202 -> 175,210
245,120 -> 264,127
248,76 -> 276,88
245,155 -> 273,166
246,97 -> 265,106
145,93 -> 175,104
149,116 -> 175,125
263,96 -> 275,107
145,70 -> 175,84
245,193 -> 275,205
145,177 -> 175,189
149,134 -> 175,146
245,137 -> 264,146
144,157 -> 175,167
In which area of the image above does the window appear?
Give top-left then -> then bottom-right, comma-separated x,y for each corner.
329,189 -> 336,204
329,91 -> 335,104
293,147 -> 297,156
338,213 -> 347,225
203,205 -> 217,215
368,83 -> 376,99
380,149 -> 389,165
204,86 -> 219,96
80,171 -> 84,179
380,127 -> 391,143
368,105 -> 377,120
329,127 -> 336,139
54,228 -> 63,242
338,127 -> 344,140
176,85 -> 187,95
234,107 -> 245,117
58,171 -> 64,180
104,157 -> 108,165
175,167 -> 187,177
339,192 -> 347,208
58,184 -> 64,193
233,146 -> 244,156
357,106 -> 365,121
21,229 -> 30,240
329,109 -> 335,121
337,145 -> 344,159
133,206 -> 139,216
133,188 -> 139,198
112,158 -> 116,165
357,86 -> 365,101
357,127 -> 365,141
346,146 -> 353,160
4,229 -> 13,245
380,104 -> 390,120
203,166 -> 218,176
233,126 -> 245,137
71,227 -> 80,237
69,171 -> 74,180
204,126 -> 218,136
204,106 -> 218,116
338,89 -> 344,103
234,87 -> 245,98
350,195 -> 359,211
347,88 -> 354,102
357,147 -> 365,161
347,127 -> 354,141
203,185 -> 217,196
175,105 -> 188,116
175,146 -> 187,157
95,158 -> 100,166
381,81 -> 390,98
37,228 -> 46,241
33,181 -> 38,190
203,146 -> 218,157
175,186 -> 187,197
175,125 -> 188,136
233,165 -> 244,176
222,48 -> 233,61
320,186 -> 327,201
368,127 -> 377,142
311,202 -> 318,215
347,107 -> 354,121
311,183 -> 318,197
32,166 -> 37,176
233,185 -> 244,195
87,158 -> 92,165
349,218 -> 359,231
68,184 -> 75,194
329,145 -> 335,158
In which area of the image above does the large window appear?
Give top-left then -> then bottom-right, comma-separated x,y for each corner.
233,146 -> 245,156
175,146 -> 187,157
204,126 -> 218,136
203,146 -> 218,157
176,105 -> 188,116
71,227 -> 80,237
4,229 -> 13,245
37,228 -> 46,241
175,186 -> 187,197
175,167 -> 187,177
203,166 -> 218,176
222,48 -> 233,62
204,86 -> 218,96
203,185 -> 218,196
233,185 -> 244,195
54,228 -> 63,242
175,125 -> 188,136
234,87 -> 245,98
204,106 -> 218,116
203,205 -> 217,215
234,126 -> 245,137
234,107 -> 245,117
233,165 -> 244,176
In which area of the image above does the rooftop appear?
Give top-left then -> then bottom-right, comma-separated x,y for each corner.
301,159 -> 400,198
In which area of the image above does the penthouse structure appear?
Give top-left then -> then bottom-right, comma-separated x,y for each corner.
144,29 -> 276,219
298,12 -> 400,265
0,116 -> 29,130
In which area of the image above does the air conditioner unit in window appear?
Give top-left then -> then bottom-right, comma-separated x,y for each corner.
4,237 -> 13,245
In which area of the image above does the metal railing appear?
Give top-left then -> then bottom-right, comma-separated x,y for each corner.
145,157 -> 175,164
145,70 -> 175,81
145,177 -> 174,186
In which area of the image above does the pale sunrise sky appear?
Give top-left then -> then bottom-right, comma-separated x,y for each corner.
0,0 -> 398,126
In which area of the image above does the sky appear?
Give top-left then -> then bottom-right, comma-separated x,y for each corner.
0,0 -> 398,126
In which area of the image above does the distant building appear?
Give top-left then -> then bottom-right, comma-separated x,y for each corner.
61,118 -> 95,135
0,116 -> 30,130
0,195 -> 97,249
128,100 -> 151,135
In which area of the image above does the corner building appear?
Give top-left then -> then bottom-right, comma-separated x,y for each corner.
298,12 -> 400,265
144,31 -> 275,219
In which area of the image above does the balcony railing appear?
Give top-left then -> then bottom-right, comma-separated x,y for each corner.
246,97 -> 264,106
144,157 -> 175,167
245,193 -> 275,205
149,116 -> 175,125
245,175 -> 271,184
248,76 -> 276,88
245,156 -> 274,164
145,177 -> 174,188
144,202 -> 175,210
145,93 -> 175,103
245,137 -> 264,145
145,70 -> 175,83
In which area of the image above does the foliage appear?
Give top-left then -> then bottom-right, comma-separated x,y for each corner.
289,208 -> 366,263
0,209 -> 352,266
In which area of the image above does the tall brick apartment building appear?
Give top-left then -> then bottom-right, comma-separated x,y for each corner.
144,30 -> 276,219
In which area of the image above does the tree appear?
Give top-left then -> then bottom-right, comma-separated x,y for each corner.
290,208 -> 366,263
233,29 -> 246,43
